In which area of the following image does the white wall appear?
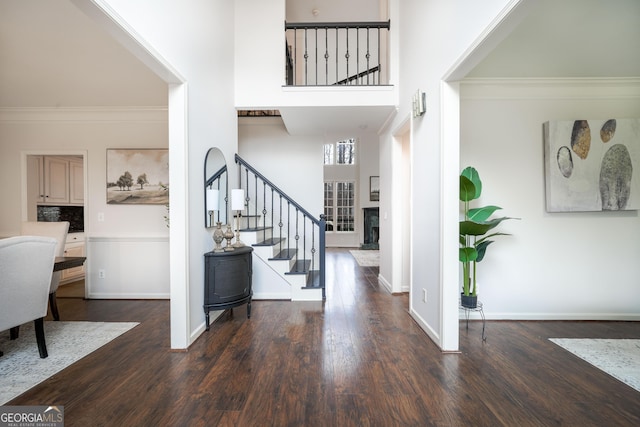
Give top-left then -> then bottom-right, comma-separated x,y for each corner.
460,78 -> 640,319
378,0 -> 514,351
101,0 -> 237,347
0,108 -> 171,298
238,117 -> 323,218
234,0 -> 396,111
238,118 -> 380,248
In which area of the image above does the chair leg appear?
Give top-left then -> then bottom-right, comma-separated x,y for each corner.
10,326 -> 19,340
49,291 -> 60,321
34,318 -> 48,358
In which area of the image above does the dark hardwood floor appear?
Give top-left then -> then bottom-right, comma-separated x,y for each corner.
7,248 -> 640,426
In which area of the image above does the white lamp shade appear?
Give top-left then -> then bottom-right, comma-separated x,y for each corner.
232,189 -> 245,211
206,188 -> 219,212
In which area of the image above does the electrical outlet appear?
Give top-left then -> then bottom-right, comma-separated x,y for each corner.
422,288 -> 427,303
98,269 -> 106,279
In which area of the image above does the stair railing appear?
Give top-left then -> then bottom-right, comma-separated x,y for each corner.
235,154 -> 325,299
285,20 -> 390,86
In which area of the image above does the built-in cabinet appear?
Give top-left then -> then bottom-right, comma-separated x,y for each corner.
61,232 -> 85,284
29,155 -> 84,206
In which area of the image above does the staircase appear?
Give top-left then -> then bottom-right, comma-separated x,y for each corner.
234,155 -> 325,301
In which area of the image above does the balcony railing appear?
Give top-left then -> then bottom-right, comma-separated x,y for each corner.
285,20 -> 390,86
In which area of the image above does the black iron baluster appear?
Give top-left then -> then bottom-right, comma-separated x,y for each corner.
278,195 -> 284,255
253,173 -> 258,230
356,26 -> 360,85
302,214 -> 307,273
287,201 -> 291,263
310,216 -> 316,284
295,208 -> 301,271
366,27 -> 371,85
319,214 -> 326,299
304,28 -> 309,85
377,27 -> 381,85
314,27 -> 318,85
262,182 -> 267,243
324,27 -> 329,86
335,28 -> 339,84
345,28 -> 349,85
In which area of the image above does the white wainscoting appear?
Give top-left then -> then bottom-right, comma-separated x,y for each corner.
86,236 -> 169,299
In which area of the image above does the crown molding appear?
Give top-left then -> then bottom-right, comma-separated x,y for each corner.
460,77 -> 640,100
0,106 -> 168,122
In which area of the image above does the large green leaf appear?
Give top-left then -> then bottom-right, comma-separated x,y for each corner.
474,240 -> 494,262
461,167 -> 482,199
468,205 -> 502,222
459,247 -> 477,262
459,220 -> 495,236
459,175 -> 477,202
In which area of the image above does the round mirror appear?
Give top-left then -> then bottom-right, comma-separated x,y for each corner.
204,148 -> 228,227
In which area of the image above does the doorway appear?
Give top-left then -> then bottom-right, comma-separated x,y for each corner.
391,120 -> 412,296
24,152 -> 87,297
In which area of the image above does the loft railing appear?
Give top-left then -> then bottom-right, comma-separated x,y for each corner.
235,154 -> 326,299
285,20 -> 390,86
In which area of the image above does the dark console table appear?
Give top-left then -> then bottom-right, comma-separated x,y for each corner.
204,246 -> 253,330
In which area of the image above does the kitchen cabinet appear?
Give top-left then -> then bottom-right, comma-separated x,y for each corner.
61,232 -> 85,283
32,156 -> 83,205
69,159 -> 84,204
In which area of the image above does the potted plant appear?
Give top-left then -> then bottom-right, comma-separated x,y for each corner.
459,166 -> 516,308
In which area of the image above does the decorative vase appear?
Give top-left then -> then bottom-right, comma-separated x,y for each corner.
461,293 -> 478,309
224,224 -> 235,251
212,222 -> 225,252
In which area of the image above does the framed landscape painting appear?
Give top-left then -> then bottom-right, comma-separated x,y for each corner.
107,149 -> 169,204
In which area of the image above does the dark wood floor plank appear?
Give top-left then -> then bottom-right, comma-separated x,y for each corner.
6,248 -> 640,426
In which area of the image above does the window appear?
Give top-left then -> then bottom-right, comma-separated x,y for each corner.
324,138 -> 355,165
323,144 -> 334,165
324,181 -> 355,232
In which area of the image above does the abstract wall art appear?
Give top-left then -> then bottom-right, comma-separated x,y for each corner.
543,118 -> 639,212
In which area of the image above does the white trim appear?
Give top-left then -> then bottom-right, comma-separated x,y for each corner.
71,0 -> 190,350
464,312 -> 640,321
410,308 -> 440,344
378,274 -> 392,294
460,77 -> 640,100
439,81 -> 461,352
0,107 -> 167,122
443,0 -> 532,82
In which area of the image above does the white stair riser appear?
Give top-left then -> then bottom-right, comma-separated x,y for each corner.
243,228 -> 322,302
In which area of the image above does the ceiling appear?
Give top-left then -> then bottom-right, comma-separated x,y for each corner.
0,0 -> 638,134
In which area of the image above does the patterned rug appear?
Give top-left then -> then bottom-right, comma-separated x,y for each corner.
0,321 -> 139,404
550,338 -> 640,392
349,250 -> 379,267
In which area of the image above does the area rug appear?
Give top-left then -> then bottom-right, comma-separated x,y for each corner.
550,338 -> 640,392
0,321 -> 139,404
349,250 -> 379,267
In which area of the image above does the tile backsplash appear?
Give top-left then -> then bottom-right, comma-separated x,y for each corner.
37,205 -> 84,232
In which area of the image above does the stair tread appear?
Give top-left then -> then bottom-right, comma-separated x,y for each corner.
253,237 -> 285,246
242,226 -> 273,232
285,259 -> 312,275
268,248 -> 297,261
303,271 -> 321,288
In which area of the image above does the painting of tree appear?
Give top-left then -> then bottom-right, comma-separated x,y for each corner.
107,149 -> 169,204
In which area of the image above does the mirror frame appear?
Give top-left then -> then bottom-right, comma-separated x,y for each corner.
204,148 -> 228,227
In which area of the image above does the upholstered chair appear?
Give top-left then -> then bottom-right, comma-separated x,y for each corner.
21,221 -> 69,321
0,236 -> 57,358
